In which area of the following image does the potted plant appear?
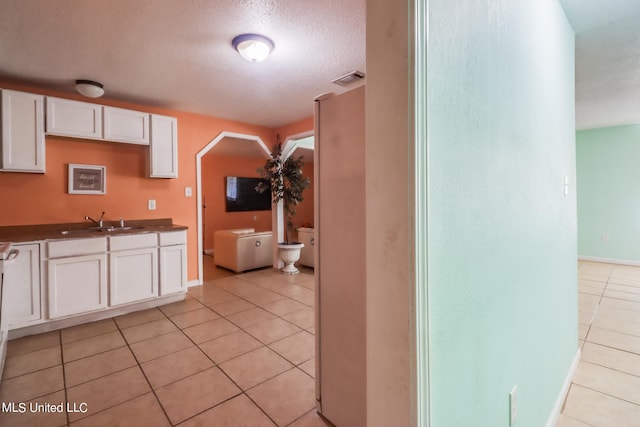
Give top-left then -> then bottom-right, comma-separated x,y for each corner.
256,137 -> 310,274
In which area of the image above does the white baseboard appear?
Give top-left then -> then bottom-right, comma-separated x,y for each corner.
187,279 -> 200,288
578,255 -> 640,266
545,348 -> 581,427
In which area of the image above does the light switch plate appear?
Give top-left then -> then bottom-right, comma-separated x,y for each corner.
148,200 -> 156,210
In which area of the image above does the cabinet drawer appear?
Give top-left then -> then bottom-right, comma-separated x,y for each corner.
48,237 -> 107,258
158,230 -> 186,246
110,233 -> 157,251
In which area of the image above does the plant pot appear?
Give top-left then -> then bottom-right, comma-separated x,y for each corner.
277,242 -> 304,274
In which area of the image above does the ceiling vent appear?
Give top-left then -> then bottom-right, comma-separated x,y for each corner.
331,71 -> 365,87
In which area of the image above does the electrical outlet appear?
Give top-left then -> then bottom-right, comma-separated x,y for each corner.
509,385 -> 517,426
185,187 -> 192,197
602,233 -> 609,243
148,200 -> 156,210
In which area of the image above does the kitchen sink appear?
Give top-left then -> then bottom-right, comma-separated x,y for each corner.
59,226 -> 145,235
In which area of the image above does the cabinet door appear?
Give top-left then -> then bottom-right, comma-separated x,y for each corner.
3,243 -> 42,328
110,248 -> 158,306
149,114 -> 178,178
48,254 -> 107,318
45,97 -> 102,140
1,89 -> 45,173
103,106 -> 149,145
159,244 -> 186,295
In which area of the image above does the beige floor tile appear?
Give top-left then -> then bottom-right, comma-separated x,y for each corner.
60,318 -> 118,344
159,297 -> 206,317
199,330 -> 264,363
578,273 -> 609,282
578,293 -> 600,314
71,392 -> 170,427
578,311 -> 595,326
66,366 -> 150,422
64,346 -> 137,387
169,307 -> 220,329
289,288 -> 315,307
581,342 -> 640,377
6,331 -> 60,358
573,361 -> 640,405
592,315 -> 640,337
197,288 -> 239,306
307,326 -> 316,335
2,346 -> 61,380
600,296 -> 640,312
183,318 -> 239,344
114,308 -> 166,329
120,318 -> 179,344
578,323 -> 589,341
210,298 -> 256,316
608,283 -> 640,294
269,331 -> 315,365
247,368 -> 315,426
563,384 -> 640,427
227,307 -> 278,328
604,289 -> 640,302
270,283 -> 308,298
587,327 -> 640,354
208,276 -> 252,292
240,290 -> 287,306
261,298 -> 309,316
299,358 -> 316,378
129,331 -> 194,363
554,414 -> 592,427
0,390 -> 67,427
155,367 -> 240,425
179,394 -> 276,427
219,346 -> 293,390
287,409 -> 334,427
62,331 -> 127,363
282,309 -> 315,329
141,346 -> 214,389
0,365 -> 64,403
245,318 -> 302,344
597,305 -> 640,323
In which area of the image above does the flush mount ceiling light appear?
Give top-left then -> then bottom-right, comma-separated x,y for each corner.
75,79 -> 104,98
232,34 -> 274,63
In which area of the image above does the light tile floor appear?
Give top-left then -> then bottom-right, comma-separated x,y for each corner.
557,261 -> 640,426
0,262 -> 332,427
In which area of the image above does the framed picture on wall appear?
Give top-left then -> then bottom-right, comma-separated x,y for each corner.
68,164 -> 106,195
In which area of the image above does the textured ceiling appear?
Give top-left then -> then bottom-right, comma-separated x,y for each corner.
2,1 -> 638,133
560,0 -> 640,130
0,0 -> 365,128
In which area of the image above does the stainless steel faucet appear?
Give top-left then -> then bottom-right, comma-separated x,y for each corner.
85,211 -> 105,227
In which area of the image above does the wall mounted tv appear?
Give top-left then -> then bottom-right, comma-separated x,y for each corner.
225,176 -> 272,212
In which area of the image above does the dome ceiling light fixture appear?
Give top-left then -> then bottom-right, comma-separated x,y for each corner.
75,79 -> 104,98
232,34 -> 275,63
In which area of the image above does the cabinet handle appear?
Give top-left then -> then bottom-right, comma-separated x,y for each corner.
255,240 -> 261,247
310,238 -> 315,246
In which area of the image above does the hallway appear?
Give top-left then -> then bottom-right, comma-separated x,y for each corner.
558,261 -> 640,426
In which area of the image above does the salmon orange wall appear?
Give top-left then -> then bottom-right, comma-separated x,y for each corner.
201,154 -> 273,251
0,79 -> 277,283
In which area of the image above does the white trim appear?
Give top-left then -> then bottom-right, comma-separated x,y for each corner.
195,131 -> 271,285
187,279 -> 200,288
545,348 -> 581,427
578,255 -> 640,266
204,249 -> 214,255
282,130 -> 314,160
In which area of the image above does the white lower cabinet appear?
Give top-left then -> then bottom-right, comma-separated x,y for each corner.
3,243 -> 42,328
159,231 -> 187,295
48,253 -> 108,319
110,246 -> 158,306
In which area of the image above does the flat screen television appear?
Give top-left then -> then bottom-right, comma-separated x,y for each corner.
225,176 -> 272,212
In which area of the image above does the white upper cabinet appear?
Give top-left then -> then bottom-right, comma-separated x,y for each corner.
46,97 -> 102,140
1,89 -> 45,173
103,106 -> 149,145
149,114 -> 178,178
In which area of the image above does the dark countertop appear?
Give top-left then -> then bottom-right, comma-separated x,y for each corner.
0,218 -> 188,243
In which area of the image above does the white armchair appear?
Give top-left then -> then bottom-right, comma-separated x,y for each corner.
214,228 -> 273,273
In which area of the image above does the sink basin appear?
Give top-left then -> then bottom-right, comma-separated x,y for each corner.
59,226 -> 144,235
